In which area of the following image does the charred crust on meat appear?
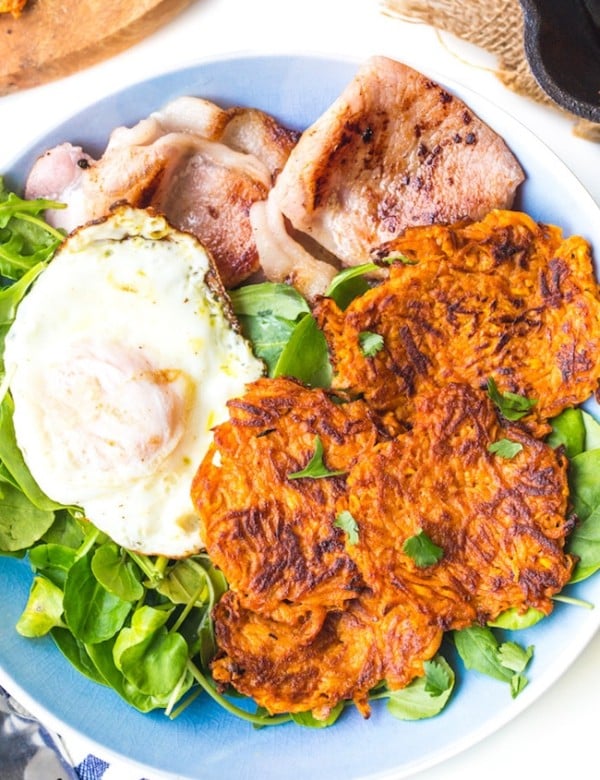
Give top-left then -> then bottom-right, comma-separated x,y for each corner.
425,144 -> 443,167
361,126 -> 374,143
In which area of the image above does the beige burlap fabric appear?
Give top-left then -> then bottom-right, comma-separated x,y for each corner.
381,0 -> 600,141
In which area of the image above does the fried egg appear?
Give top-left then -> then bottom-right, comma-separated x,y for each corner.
4,205 -> 264,557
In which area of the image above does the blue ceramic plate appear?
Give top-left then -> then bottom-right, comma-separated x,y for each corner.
2,54 -> 600,780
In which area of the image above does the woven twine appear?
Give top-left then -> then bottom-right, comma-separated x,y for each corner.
381,0 -> 600,141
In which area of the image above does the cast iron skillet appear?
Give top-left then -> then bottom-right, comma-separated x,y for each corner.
519,0 -> 600,121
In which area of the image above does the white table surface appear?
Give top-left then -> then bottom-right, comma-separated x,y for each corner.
1,1 -> 599,778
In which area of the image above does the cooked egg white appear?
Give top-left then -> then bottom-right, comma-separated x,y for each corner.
4,205 -> 264,557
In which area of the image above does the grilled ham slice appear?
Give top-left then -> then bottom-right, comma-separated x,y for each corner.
267,55 -> 525,286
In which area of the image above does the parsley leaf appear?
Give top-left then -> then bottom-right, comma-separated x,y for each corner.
422,658 -> 452,697
379,250 -> 418,265
334,511 -> 359,545
288,436 -> 346,480
324,262 -> 380,310
486,377 -> 536,421
382,656 -> 455,720
358,330 -> 384,357
487,438 -> 523,459
454,625 -> 534,698
403,530 -> 443,567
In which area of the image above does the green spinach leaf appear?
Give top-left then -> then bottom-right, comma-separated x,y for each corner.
383,657 -> 454,720
454,625 -> 533,697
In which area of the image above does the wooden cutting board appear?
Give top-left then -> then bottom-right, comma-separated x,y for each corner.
0,0 -> 193,94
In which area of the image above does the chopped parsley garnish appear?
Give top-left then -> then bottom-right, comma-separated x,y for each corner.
487,377 -> 536,421
358,330 -> 384,357
487,438 -> 523,458
287,436 -> 346,480
380,250 -> 418,265
403,530 -> 443,567
334,511 -> 359,545
454,625 -> 534,699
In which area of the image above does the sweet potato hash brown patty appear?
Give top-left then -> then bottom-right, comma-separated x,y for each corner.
192,378 -> 574,718
314,210 -> 600,427
192,376 -> 380,617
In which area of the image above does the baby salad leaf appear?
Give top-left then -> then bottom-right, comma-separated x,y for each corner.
0,394 -> 64,512
236,312 -> 295,373
291,702 -> 345,728
486,377 -> 536,421
273,313 -> 331,388
403,530 -> 443,567
334,511 -> 359,545
232,282 -> 332,385
454,625 -> 533,698
230,282 -> 310,374
566,448 -> 600,583
51,628 -> 107,686
379,250 -> 418,265
547,407 -> 587,457
29,542 -> 77,589
288,436 -> 346,480
85,638 -> 181,713
0,178 -> 65,280
16,576 -> 65,637
0,479 -> 55,552
488,606 -> 545,631
546,407 -> 600,583
63,553 -> 131,644
324,262 -> 379,310
582,409 -> 600,450
157,556 -> 227,607
91,543 -> 144,602
229,282 -> 310,320
50,628 -> 107,685
384,657 -> 454,720
113,605 -> 189,697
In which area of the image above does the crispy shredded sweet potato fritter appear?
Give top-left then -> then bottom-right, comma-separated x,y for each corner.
192,377 -> 380,617
192,378 -> 575,719
315,209 -> 600,428
0,0 -> 27,17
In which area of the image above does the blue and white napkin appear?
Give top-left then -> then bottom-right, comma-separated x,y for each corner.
0,686 -> 150,780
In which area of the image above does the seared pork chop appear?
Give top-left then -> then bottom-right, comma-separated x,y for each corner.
270,56 -> 525,275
